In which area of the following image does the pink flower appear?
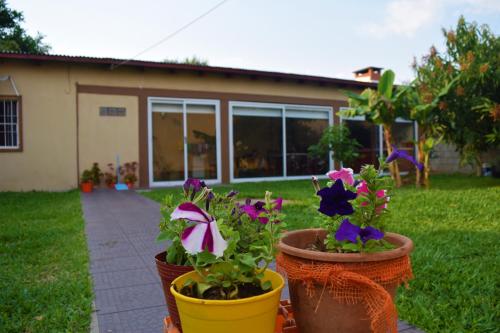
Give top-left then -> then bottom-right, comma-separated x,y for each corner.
356,181 -> 389,213
326,168 -> 354,186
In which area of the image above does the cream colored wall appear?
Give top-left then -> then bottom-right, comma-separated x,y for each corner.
0,60 -> 355,191
78,94 -> 139,181
0,63 -> 77,191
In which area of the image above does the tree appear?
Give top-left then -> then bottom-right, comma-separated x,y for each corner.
414,17 -> 499,175
340,70 -> 410,187
308,124 -> 361,166
164,55 -> 209,66
0,0 -> 50,53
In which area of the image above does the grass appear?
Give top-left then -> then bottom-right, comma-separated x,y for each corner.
0,191 -> 92,333
142,174 -> 500,333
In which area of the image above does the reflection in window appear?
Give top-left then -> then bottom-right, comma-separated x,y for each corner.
343,120 -> 380,173
187,104 -> 217,179
286,118 -> 329,176
233,115 -> 283,178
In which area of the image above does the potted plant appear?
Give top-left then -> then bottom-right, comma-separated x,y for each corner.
122,161 -> 138,189
163,182 -> 285,333
103,163 -> 117,189
90,162 -> 102,188
80,169 -> 93,193
277,148 -> 419,333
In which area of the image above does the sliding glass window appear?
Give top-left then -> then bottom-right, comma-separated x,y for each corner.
231,102 -> 332,181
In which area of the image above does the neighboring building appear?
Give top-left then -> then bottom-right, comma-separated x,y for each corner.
0,53 -> 417,191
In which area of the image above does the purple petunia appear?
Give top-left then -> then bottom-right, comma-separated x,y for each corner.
317,179 -> 357,217
386,146 -> 424,171
335,219 -> 384,244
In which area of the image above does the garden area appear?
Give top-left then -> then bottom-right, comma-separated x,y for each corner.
142,174 -> 499,333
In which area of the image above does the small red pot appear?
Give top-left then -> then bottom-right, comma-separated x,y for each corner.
127,182 -> 134,189
106,182 -> 115,189
81,182 -> 93,193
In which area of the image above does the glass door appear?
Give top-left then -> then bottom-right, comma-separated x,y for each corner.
149,98 -> 220,186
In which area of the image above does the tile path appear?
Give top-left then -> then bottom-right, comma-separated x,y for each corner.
81,189 -> 424,333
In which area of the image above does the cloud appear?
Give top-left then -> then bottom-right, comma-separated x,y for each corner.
362,0 -> 443,38
461,0 -> 500,13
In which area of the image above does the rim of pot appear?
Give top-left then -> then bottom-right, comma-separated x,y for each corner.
278,228 -> 413,262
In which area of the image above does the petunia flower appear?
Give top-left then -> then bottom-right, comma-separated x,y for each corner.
326,168 -> 355,186
386,146 -> 424,171
171,202 -> 227,257
335,219 -> 384,244
240,198 -> 283,224
356,180 -> 389,213
317,179 -> 357,217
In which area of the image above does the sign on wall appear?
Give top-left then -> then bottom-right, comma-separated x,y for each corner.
99,107 -> 126,117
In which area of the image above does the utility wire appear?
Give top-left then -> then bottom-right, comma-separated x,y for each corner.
110,0 -> 229,70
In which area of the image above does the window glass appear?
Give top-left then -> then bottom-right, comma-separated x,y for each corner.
286,117 -> 329,176
186,104 -> 217,179
0,100 -> 18,148
343,119 -> 380,173
233,114 -> 283,178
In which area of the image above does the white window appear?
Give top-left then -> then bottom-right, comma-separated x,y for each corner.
229,101 -> 333,182
0,98 -> 20,150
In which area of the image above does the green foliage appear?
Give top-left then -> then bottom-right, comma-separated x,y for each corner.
0,191 -> 92,332
183,191 -> 285,299
413,17 -> 500,171
308,124 -> 361,165
164,55 -> 209,66
89,162 -> 101,185
0,0 -> 50,53
80,169 -> 93,183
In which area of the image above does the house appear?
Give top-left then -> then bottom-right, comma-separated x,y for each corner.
0,53 -> 417,191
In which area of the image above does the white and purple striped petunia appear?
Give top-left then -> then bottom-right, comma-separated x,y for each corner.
171,202 -> 227,257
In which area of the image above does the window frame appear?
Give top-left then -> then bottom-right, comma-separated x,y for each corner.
0,95 -> 22,152
229,101 -> 333,182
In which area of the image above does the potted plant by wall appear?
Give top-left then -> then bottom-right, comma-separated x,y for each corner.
90,162 -> 102,188
80,169 -> 93,193
277,149 -> 421,333
103,163 -> 117,189
165,185 -> 285,333
122,161 -> 138,189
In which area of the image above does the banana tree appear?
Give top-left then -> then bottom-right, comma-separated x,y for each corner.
341,70 -> 410,187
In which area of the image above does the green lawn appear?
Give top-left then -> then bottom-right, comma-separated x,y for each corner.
0,191 -> 92,333
142,174 -> 500,333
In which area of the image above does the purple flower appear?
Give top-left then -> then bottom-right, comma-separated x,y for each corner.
226,190 -> 239,198
171,202 -> 227,257
317,179 -> 357,217
335,219 -> 384,244
240,198 -> 283,224
386,146 -> 424,171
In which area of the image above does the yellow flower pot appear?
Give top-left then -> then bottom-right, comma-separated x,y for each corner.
170,269 -> 284,333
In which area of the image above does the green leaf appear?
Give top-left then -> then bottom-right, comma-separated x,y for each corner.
156,230 -> 171,243
378,70 -> 395,99
261,280 -> 272,291
197,282 -> 212,296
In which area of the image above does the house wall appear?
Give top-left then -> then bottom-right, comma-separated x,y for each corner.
0,60 -> 355,191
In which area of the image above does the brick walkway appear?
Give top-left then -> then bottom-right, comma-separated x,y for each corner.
81,189 -> 424,333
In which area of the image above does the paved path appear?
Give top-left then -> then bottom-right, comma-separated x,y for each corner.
81,189 -> 424,333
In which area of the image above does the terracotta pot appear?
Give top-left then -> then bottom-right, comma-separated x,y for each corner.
278,228 -> 413,333
127,182 -> 134,189
106,182 -> 115,189
81,182 -> 93,193
155,252 -> 194,332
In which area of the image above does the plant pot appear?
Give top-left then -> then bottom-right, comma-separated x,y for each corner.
155,252 -> 194,332
106,182 -> 115,189
81,182 -> 93,193
126,182 -> 134,189
170,269 -> 284,333
277,228 -> 414,333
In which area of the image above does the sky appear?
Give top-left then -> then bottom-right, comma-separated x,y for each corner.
9,0 -> 500,83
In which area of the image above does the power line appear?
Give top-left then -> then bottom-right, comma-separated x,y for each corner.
110,0 -> 229,70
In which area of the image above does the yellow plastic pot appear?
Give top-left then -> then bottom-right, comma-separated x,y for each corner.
170,269 -> 284,333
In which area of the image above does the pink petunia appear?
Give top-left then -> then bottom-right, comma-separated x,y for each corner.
356,181 -> 389,213
326,168 -> 355,186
